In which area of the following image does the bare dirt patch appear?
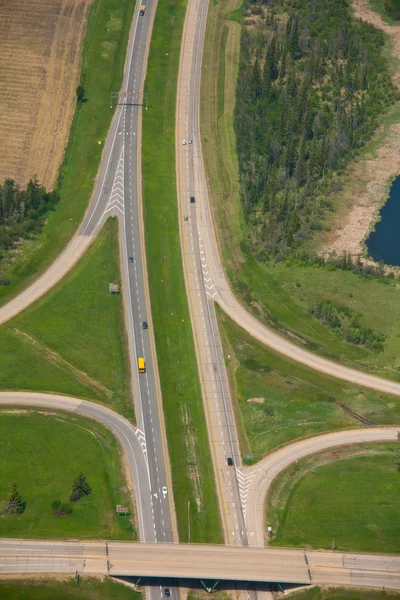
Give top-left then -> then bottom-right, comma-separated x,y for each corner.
321,0 -> 400,260
0,0 -> 93,189
247,397 -> 265,404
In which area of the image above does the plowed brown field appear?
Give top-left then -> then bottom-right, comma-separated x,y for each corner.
0,0 -> 93,189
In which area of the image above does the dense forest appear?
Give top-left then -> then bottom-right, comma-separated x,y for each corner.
235,0 -> 398,261
384,0 -> 400,19
0,178 -> 59,272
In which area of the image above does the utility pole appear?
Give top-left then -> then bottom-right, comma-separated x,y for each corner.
188,500 -> 191,544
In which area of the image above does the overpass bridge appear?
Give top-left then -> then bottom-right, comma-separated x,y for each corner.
1,540 -> 399,591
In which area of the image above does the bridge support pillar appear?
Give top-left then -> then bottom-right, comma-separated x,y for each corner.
132,577 -> 142,586
200,580 -> 220,593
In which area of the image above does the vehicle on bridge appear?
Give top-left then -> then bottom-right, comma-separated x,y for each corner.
138,357 -> 146,373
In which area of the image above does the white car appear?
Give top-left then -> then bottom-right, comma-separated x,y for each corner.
162,486 -> 168,496
188,139 -> 193,144
182,139 -> 187,145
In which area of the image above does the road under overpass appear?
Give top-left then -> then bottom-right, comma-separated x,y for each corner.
1,540 -> 399,591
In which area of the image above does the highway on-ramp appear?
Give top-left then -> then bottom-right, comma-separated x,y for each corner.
0,394 -> 398,591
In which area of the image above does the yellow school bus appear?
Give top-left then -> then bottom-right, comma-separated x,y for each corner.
138,357 -> 146,373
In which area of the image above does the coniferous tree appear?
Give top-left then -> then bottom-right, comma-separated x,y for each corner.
6,483 -> 25,514
70,472 -> 92,502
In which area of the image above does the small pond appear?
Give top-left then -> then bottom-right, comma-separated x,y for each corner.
366,175 -> 400,266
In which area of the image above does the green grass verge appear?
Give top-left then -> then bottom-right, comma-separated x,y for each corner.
216,306 -> 400,457
200,0 -> 400,380
267,443 -> 400,553
0,577 -> 140,599
142,0 -> 223,543
0,218 -> 133,420
0,0 -> 135,307
0,411 -> 135,539
285,587 -> 400,600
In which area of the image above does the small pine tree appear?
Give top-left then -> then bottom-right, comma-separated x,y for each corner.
76,84 -> 86,104
6,483 -> 25,514
70,472 -> 91,502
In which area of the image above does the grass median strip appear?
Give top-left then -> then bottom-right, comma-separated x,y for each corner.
0,218 -> 133,420
0,0 -> 135,307
267,443 -> 400,553
216,306 -> 400,457
0,410 -> 135,540
142,0 -> 222,543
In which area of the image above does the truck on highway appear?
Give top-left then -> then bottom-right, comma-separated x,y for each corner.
138,357 -> 146,373
140,4 -> 146,15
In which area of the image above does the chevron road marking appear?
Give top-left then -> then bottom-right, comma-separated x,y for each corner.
103,145 -> 125,217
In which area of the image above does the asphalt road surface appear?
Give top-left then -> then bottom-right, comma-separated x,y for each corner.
176,0 -> 246,548
1,540 -> 400,591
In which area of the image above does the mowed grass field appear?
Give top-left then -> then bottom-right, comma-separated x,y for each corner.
0,0 -> 134,307
0,577 -> 141,599
142,0 -> 222,543
287,587 -> 400,600
267,443 -> 400,553
0,411 -> 135,539
200,0 -> 400,380
0,0 -> 91,189
216,307 -> 400,457
0,218 -> 133,420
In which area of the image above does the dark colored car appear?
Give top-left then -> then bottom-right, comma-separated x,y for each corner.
165,590 -> 171,598
142,321 -> 148,329
190,196 -> 195,203
129,256 -> 134,263
227,457 -> 233,466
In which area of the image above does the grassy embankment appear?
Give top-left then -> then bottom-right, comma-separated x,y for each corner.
0,411 -> 135,539
216,307 -> 399,457
267,443 -> 400,553
201,0 -> 400,380
0,577 -> 140,599
286,588 -> 400,600
0,219 -> 133,420
0,0 -> 134,306
142,0 -> 222,543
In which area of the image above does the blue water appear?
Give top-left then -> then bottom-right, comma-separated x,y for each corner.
366,175 -> 400,266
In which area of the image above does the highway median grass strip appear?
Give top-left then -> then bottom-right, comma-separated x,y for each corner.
267,443 -> 400,554
216,306 -> 400,457
0,218 -> 133,420
0,0 -> 135,307
142,0 -> 223,543
0,411 -> 135,540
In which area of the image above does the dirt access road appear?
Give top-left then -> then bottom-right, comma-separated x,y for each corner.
0,0 -> 92,189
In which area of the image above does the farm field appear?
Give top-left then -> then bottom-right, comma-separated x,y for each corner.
0,411 -> 135,540
267,443 -> 400,553
0,0 -> 92,188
